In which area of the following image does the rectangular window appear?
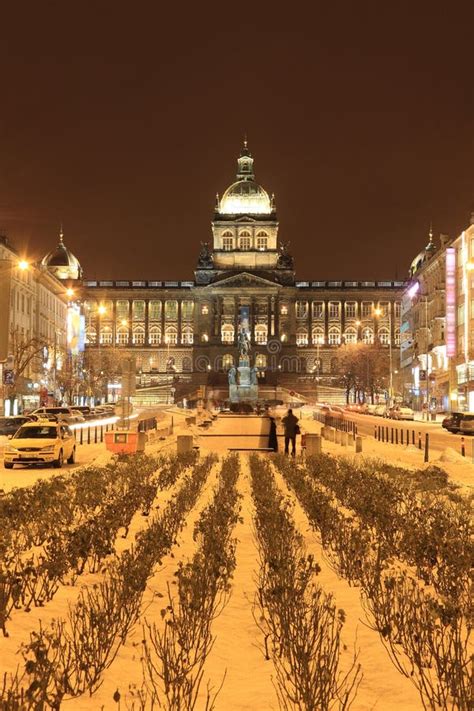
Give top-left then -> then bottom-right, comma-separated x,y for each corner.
165,300 -> 178,320
312,301 -> 324,319
328,302 -> 340,319
361,301 -> 373,317
116,300 -> 129,319
132,300 -> 145,320
296,300 -> 308,319
280,303 -> 288,315
149,300 -> 162,320
345,302 -> 356,318
394,302 -> 401,318
181,300 -> 194,320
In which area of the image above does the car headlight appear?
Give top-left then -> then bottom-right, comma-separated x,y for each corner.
41,446 -> 55,453
5,447 -> 17,454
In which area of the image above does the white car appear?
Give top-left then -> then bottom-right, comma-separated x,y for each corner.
390,406 -> 415,421
32,406 -> 83,424
4,421 -> 76,469
374,404 -> 388,417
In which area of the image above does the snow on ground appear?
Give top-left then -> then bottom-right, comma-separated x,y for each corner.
301,417 -> 474,490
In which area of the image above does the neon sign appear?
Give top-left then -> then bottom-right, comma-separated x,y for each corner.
445,247 -> 456,357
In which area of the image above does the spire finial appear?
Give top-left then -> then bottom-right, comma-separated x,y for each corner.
243,133 -> 248,150
429,220 -> 433,242
59,224 -> 64,244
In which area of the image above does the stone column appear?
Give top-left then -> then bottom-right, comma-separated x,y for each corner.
177,299 -> 182,345
144,300 -> 149,348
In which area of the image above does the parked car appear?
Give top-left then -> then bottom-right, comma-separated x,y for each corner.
366,403 -> 378,415
344,403 -> 368,414
31,406 -> 83,424
70,410 -> 86,423
72,406 -> 95,419
442,412 -> 465,434
388,405 -> 415,421
0,416 -> 35,437
4,421 -> 76,469
374,404 -> 388,417
459,413 -> 474,435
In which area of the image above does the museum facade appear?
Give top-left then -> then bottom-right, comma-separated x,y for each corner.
43,143 -> 404,402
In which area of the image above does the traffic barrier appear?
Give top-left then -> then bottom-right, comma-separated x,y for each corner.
424,433 -> 429,463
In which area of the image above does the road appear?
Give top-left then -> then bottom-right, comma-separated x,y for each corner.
342,412 -> 467,455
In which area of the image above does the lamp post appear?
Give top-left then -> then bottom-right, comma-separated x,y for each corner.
97,304 -> 106,403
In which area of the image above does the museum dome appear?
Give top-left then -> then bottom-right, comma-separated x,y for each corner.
218,141 -> 274,216
41,228 -> 83,280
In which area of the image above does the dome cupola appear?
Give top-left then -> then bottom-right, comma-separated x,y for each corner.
218,140 -> 273,216
41,227 -> 83,280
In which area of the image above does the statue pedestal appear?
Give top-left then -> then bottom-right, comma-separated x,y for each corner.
228,357 -> 258,404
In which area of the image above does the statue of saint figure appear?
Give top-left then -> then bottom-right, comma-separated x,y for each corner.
238,330 -> 251,357
228,366 -> 237,385
250,366 -> 258,385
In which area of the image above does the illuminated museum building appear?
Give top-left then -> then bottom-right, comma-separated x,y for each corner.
42,144 -> 403,399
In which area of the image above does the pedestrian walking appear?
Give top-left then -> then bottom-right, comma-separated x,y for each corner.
282,408 -> 299,456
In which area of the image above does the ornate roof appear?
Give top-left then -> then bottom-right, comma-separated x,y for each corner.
41,228 -> 82,280
218,140 -> 274,216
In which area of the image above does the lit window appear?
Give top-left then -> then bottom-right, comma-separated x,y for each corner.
100,327 -> 113,345
181,327 -> 194,345
344,328 -> 357,344
201,304 -> 209,315
379,329 -> 390,345
280,304 -> 288,315
312,328 -> 324,345
328,302 -> 340,319
222,232 -> 234,250
394,329 -> 400,346
222,354 -> 234,370
361,302 -> 373,318
165,327 -> 177,345
362,327 -> 374,345
312,301 -> 324,319
133,327 -> 145,345
296,301 -> 308,319
255,324 -> 267,344
256,232 -> 268,250
296,330 -> 308,346
221,324 -> 235,343
345,302 -> 357,318
328,328 -> 341,345
116,328 -> 129,345
149,300 -> 161,320
149,327 -> 161,345
239,232 -> 251,250
255,353 -> 267,368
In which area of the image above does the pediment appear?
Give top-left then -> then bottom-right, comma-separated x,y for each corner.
205,271 -> 282,289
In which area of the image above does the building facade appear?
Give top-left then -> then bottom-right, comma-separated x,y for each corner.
0,234 -> 70,413
73,144 -> 402,404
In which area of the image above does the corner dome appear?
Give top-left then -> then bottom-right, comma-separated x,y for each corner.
217,139 -> 274,216
41,228 -> 83,280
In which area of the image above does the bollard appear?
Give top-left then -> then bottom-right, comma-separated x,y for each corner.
94,426 -> 98,444
374,425 -> 377,439
386,426 -> 389,442
381,427 -> 385,443
305,434 -> 322,456
80,428 -> 84,445
401,429 -> 404,446
461,437 -> 465,457
412,430 -> 415,446
395,429 -> 398,445
424,433 -> 429,463
355,435 -> 363,453
100,426 -> 104,443
391,428 -> 394,444
87,426 -> 91,445
418,432 -> 422,450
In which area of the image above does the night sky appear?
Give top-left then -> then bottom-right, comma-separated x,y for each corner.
0,3 -> 473,282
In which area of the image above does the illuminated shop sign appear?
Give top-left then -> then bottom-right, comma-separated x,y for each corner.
445,247 -> 456,357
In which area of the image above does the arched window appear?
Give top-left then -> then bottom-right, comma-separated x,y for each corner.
85,327 -> 97,345
256,231 -> 268,250
222,231 -> 234,250
296,329 -> 308,346
181,326 -> 194,345
328,328 -> 341,345
394,328 -> 400,346
164,326 -> 177,345
312,327 -> 325,345
255,353 -> 267,368
222,353 -> 234,370
100,326 -> 113,345
362,327 -> 374,345
116,327 -> 129,345
149,325 -> 161,345
255,324 -> 268,344
344,328 -> 357,344
378,328 -> 390,345
132,326 -> 145,345
239,231 -> 251,250
221,323 -> 235,344
182,356 -> 192,372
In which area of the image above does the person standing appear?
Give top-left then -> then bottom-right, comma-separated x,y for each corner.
282,408 -> 299,456
268,415 -> 278,452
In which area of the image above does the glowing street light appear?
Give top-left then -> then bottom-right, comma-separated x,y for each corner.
17,260 -> 29,271
66,287 -> 75,298
98,304 -> 107,315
